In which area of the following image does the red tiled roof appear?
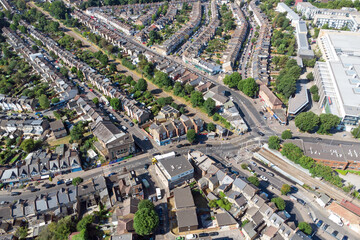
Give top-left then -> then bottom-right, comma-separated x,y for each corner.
341,200 -> 360,217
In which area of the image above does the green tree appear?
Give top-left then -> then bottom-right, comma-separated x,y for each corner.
204,98 -> 216,116
186,129 -> 197,143
133,208 -> 159,236
15,226 -> 28,239
310,85 -> 318,95
207,123 -> 216,132
271,197 -> 286,210
238,78 -> 258,97
20,139 -> 35,153
76,214 -> 94,232
38,94 -> 50,109
295,112 -> 320,132
306,72 -> 314,81
92,97 -> 99,105
223,72 -> 241,88
190,91 -> 204,107
281,130 -> 292,140
298,222 -> 312,235
208,199 -> 218,208
72,177 -> 83,186
281,184 -> 291,195
247,176 -> 260,187
154,72 -> 172,87
317,113 -> 340,134
70,122 -> 84,141
268,136 -> 281,150
352,126 -> 360,139
281,143 -> 304,162
109,63 -> 116,72
110,98 -> 121,111
138,200 -> 155,210
135,78 -> 148,91
51,98 -> 60,104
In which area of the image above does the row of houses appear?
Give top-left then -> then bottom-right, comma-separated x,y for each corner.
73,7 -> 249,133
0,116 -> 49,138
0,176 -> 110,237
0,95 -> 37,112
0,145 -> 81,183
160,1 -> 202,55
222,2 -> 248,73
149,113 -> 204,145
2,27 -> 78,102
85,8 -> 136,35
23,18 -> 151,125
249,0 -> 272,85
188,150 -> 311,240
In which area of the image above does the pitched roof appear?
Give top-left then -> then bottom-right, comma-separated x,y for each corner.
176,207 -> 198,229
259,84 -> 283,106
173,187 -> 195,209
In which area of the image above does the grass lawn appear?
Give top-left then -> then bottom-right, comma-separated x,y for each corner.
336,169 -> 360,176
48,135 -> 71,146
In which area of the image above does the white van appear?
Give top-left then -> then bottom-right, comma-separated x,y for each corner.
185,234 -> 197,239
156,188 -> 162,200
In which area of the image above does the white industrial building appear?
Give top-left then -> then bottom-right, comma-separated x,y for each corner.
314,30 -> 360,131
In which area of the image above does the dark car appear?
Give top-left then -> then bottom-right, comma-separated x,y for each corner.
259,111 -> 264,116
322,224 -> 329,230
129,122 -> 134,127
206,144 -> 212,147
332,231 -> 339,237
199,233 -> 209,237
209,232 -> 219,236
30,188 -> 39,192
257,131 -> 265,136
176,144 -> 183,148
297,198 -> 306,206
44,183 -> 54,189
10,192 -> 21,196
267,172 -> 275,177
183,143 -> 191,147
316,220 -> 323,228
342,235 -> 348,240
291,185 -> 298,193
258,167 -> 266,172
124,119 -> 129,122
144,164 -> 149,170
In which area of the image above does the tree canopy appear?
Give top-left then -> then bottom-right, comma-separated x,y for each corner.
268,136 -> 281,150
20,139 -> 35,153
138,200 -> 155,211
72,177 -> 83,186
281,184 -> 291,195
298,222 -> 312,235
70,122 -> 84,141
38,94 -> 50,109
133,208 -> 159,236
154,72 -> 172,87
135,78 -> 148,91
204,98 -> 216,116
223,72 -> 242,88
295,112 -> 319,132
271,197 -> 286,210
238,78 -> 258,97
110,98 -> 121,111
186,129 -> 196,143
247,176 -> 260,187
190,91 -> 204,107
281,130 -> 292,140
317,113 -> 340,134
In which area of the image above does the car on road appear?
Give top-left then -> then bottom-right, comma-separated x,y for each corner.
257,131 -> 265,136
11,192 -> 21,196
297,198 -> 306,206
209,232 -> 219,236
65,178 -> 73,186
124,119 -> 129,122
199,233 -> 209,237
290,185 -> 298,193
129,122 -> 134,127
267,172 -> 275,177
258,167 -> 266,172
144,164 -> 149,170
260,175 -> 268,181
30,188 -> 39,192
44,183 -> 54,189
57,180 -> 64,185
259,111 -> 264,115
206,144 -> 212,147
185,234 -> 197,239
332,231 -> 339,238
183,143 -> 191,147
176,144 -> 183,148
316,220 -> 323,228
316,137 -> 322,141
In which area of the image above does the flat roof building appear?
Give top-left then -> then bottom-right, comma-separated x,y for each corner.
315,30 -> 360,131
154,152 -> 194,190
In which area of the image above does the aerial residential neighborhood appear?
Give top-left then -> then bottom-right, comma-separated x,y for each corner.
0,0 -> 360,239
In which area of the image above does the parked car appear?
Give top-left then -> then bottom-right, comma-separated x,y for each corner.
209,232 -> 219,236
316,220 -> 323,228
185,234 -> 197,239
129,122 -> 134,127
258,167 -> 266,172
332,231 -> 339,238
144,164 -> 149,170
176,144 -> 183,148
297,198 -> 306,206
267,172 -> 275,177
322,223 -> 329,230
251,161 -> 257,166
11,192 -> 21,196
260,175 -> 268,181
199,233 -> 209,237
257,131 -> 265,136
206,144 -> 212,147
30,188 -> 39,192
57,180 -> 64,185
